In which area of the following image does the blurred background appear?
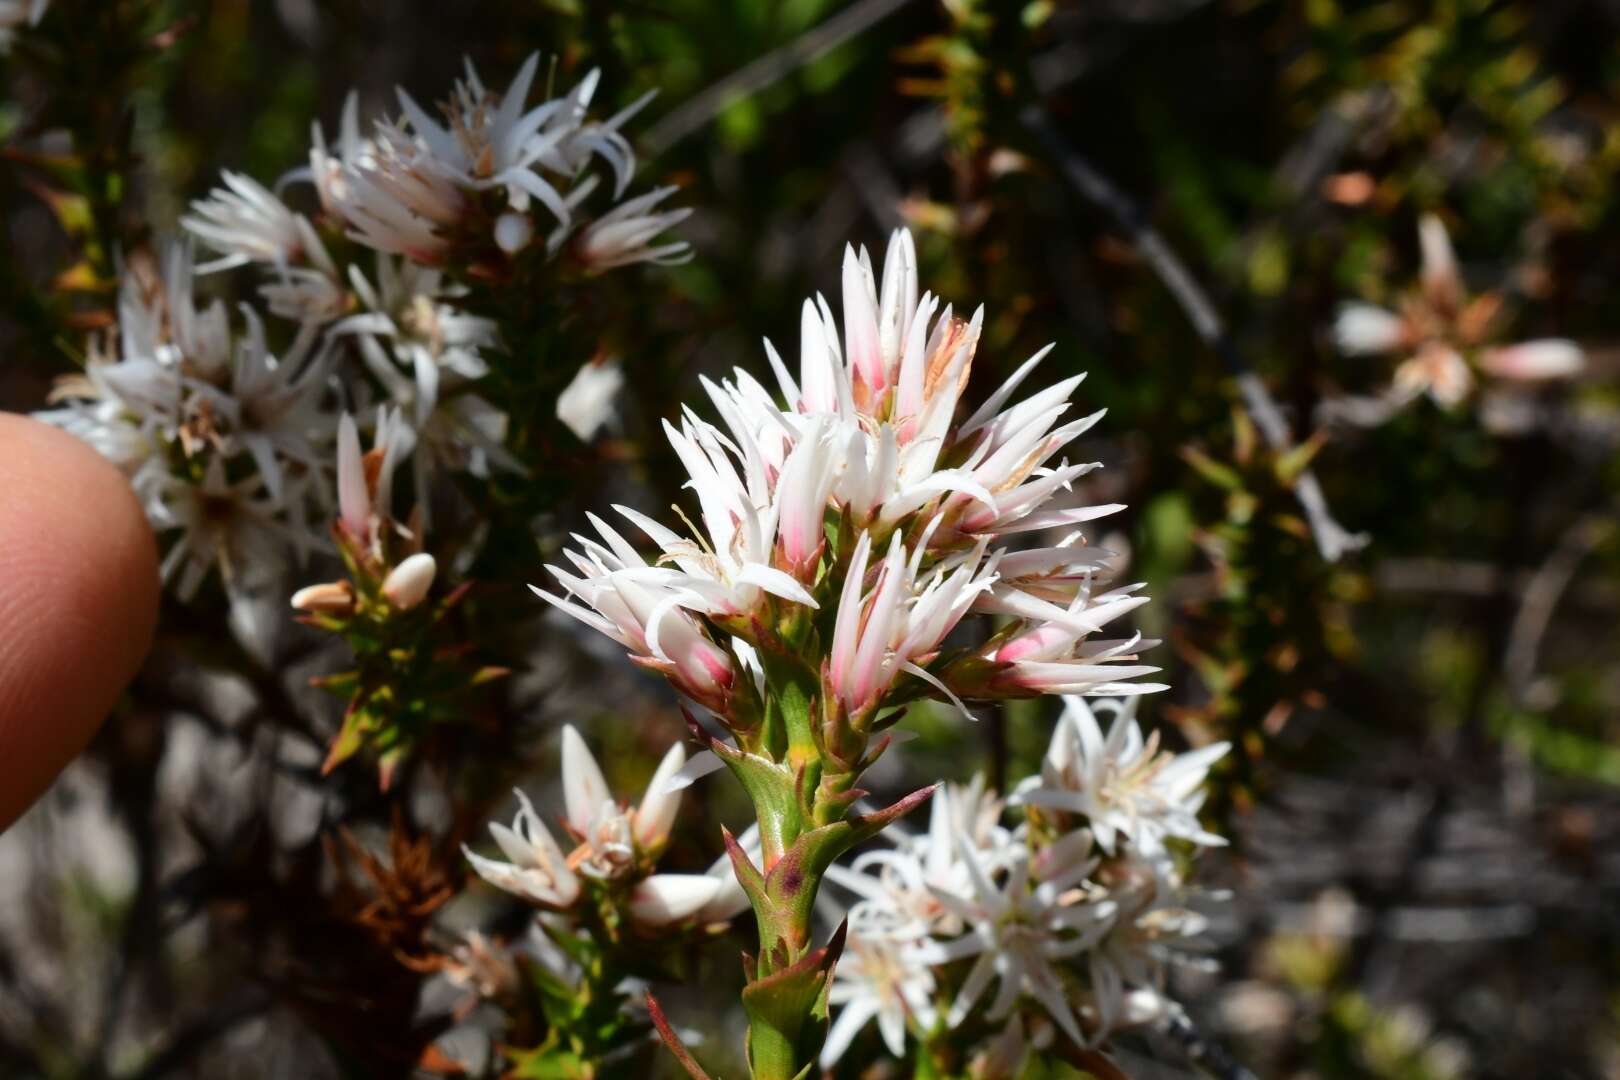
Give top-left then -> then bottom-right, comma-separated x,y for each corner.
4,0 -> 1620,1076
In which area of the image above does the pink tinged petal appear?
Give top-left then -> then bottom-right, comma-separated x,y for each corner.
560,725 -> 612,835
628,874 -> 723,925
799,298 -> 839,414
958,343 -> 1059,436
843,243 -> 884,395
878,229 -> 919,367
762,337 -> 802,407
665,748 -> 723,793
1478,339 -> 1585,381
634,742 -> 686,850
381,552 -> 436,609
829,531 -> 874,694
846,533 -> 908,708
735,563 -> 818,608
1418,212 -> 1461,313
336,413 -> 369,538
1333,303 -> 1405,356
902,661 -> 976,723
894,291 -> 939,433
994,624 -> 1075,664
983,503 -> 1128,536
1004,662 -> 1163,693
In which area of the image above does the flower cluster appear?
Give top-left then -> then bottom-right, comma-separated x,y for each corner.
464,725 -> 753,929
39,53 -> 690,624
1332,213 -> 1584,417
528,231 -> 1178,1076
37,247 -> 333,604
821,696 -> 1229,1069
538,228 -> 1164,737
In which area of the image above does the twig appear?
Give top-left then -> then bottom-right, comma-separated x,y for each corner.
1021,105 -> 1369,562
1164,1006 -> 1261,1080
642,0 -> 917,157
1503,507 -> 1617,703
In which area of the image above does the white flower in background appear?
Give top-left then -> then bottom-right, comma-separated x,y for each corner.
39,247 -> 341,609
304,54 -> 679,265
1086,856 -> 1219,1035
443,930 -> 520,1000
1330,212 -> 1586,414
150,457 -> 319,601
1014,696 -> 1229,859
829,778 -> 1014,944
820,930 -> 939,1068
208,309 -> 333,499
927,839 -> 1115,1049
183,171 -> 330,273
576,186 -> 692,270
337,255 -> 496,382
464,788 -> 581,910
555,357 -> 624,441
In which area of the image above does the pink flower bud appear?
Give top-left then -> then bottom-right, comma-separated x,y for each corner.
290,580 -> 356,615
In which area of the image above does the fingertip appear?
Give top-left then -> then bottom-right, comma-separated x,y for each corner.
0,413 -> 159,830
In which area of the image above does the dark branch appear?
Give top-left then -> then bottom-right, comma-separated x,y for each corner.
1021,104 -> 1368,562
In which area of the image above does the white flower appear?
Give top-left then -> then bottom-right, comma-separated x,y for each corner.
182,171 -> 328,273
464,787 -> 581,909
534,519 -> 738,712
926,838 -> 1115,1050
151,457 -> 318,602
558,724 -> 687,877
828,777 -> 1016,943
1330,214 -> 1586,414
307,55 -> 660,262
576,186 -> 692,270
627,874 -> 723,926
820,930 -> 939,1068
1086,856 -> 1219,1035
443,930 -> 519,1000
336,255 -> 496,382
211,309 -> 333,499
1013,697 -> 1229,859
556,358 -> 624,441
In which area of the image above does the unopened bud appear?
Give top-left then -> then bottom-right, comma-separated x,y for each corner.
382,553 -> 437,610
494,211 -> 534,255
290,580 -> 356,615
